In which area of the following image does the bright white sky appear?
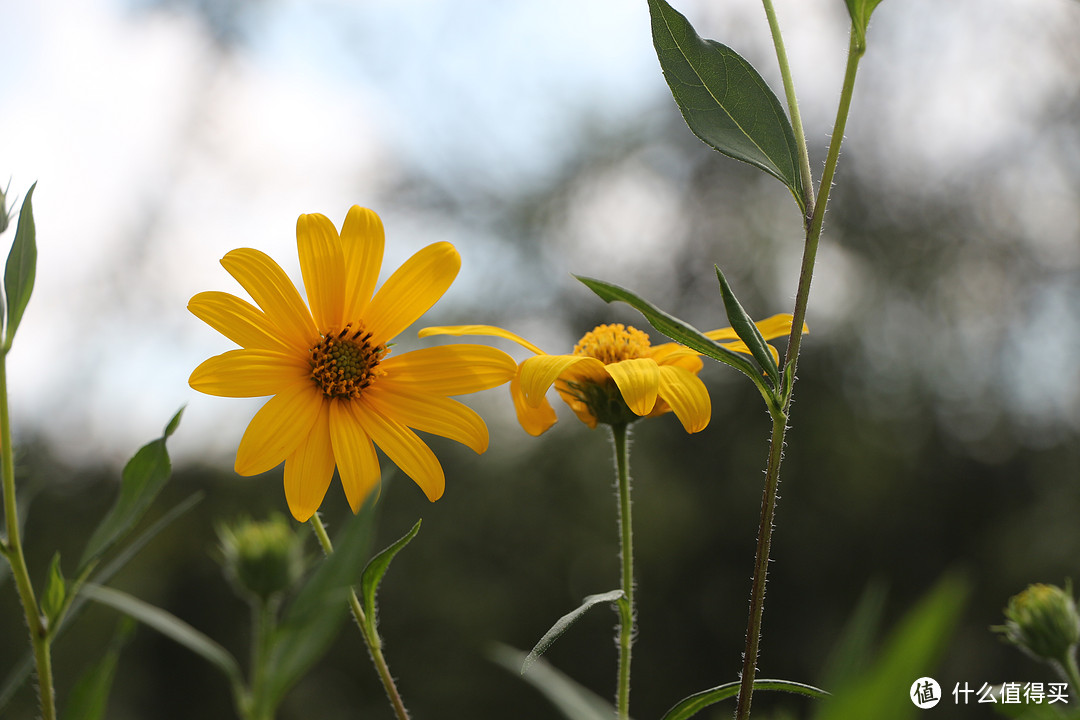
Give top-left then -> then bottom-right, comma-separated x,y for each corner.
0,0 -> 1076,466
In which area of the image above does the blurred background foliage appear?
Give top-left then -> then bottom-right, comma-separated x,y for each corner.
2,0 -> 1080,718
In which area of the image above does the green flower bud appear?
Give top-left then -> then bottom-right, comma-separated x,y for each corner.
218,514 -> 305,603
996,581 -> 1080,666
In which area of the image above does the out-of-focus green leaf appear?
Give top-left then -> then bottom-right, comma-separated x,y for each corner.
60,618 -> 135,720
82,584 -> 243,690
491,644 -> 615,720
263,505 -> 378,711
523,590 -> 623,674
360,518 -> 421,626
4,182 -> 37,350
819,580 -> 888,691
660,679 -> 829,720
813,574 -> 968,720
648,0 -> 805,211
78,408 -> 184,570
576,275 -> 768,392
42,553 -> 66,625
844,0 -> 887,51
714,265 -> 779,388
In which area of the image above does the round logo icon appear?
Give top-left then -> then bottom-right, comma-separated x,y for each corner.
911,677 -> 941,709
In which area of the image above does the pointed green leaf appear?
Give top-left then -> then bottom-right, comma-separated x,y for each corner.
661,679 -> 829,720
264,504 -> 378,710
78,408 -> 184,570
523,590 -> 623,674
60,618 -> 135,720
819,580 -> 887,691
43,553 -> 67,625
844,0 -> 887,51
648,0 -> 805,211
714,265 -> 780,388
82,584 -> 243,689
575,275 -> 767,389
4,182 -> 37,350
360,518 -> 421,625
491,644 -> 615,720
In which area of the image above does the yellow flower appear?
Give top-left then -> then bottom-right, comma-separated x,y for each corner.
189,206 -> 517,521
420,315 -> 801,436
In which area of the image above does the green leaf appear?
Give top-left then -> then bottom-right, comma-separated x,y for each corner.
360,518 -> 421,626
818,580 -> 888,691
575,275 -> 768,390
78,408 -> 184,570
42,553 -> 67,625
661,679 -> 829,720
60,618 -> 135,720
264,505 -> 379,711
523,590 -> 623,674
4,182 -> 37,350
82,584 -> 243,690
714,265 -> 780,388
844,0 -> 887,51
648,0 -> 805,211
491,644 -> 616,720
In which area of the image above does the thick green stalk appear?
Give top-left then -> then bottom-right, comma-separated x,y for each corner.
611,423 -> 634,719
0,353 -> 56,720
247,597 -> 277,720
734,25 -> 865,720
309,514 -> 410,720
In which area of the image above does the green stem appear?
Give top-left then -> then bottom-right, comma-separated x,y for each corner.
247,597 -> 277,720
735,25 -> 865,720
309,514 -> 410,720
760,0 -> 814,215
611,423 -> 634,720
0,352 -> 56,720
1061,651 -> 1080,702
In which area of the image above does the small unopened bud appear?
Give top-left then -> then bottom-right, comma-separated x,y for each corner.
0,182 -> 9,234
218,514 -> 305,603
996,581 -> 1080,666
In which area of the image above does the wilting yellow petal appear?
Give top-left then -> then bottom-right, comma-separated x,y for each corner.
189,349 -> 310,398
296,212 -> 345,331
235,383 -> 324,476
340,206 -> 384,321
519,354 -> 601,408
354,400 -> 446,501
220,248 -> 318,348
365,242 -> 460,346
605,358 -> 660,416
379,345 -> 517,395
419,324 -> 546,356
282,401 -> 335,522
510,372 -> 558,436
188,291 -> 297,353
329,399 -> 381,513
366,384 -> 488,454
657,365 -> 711,433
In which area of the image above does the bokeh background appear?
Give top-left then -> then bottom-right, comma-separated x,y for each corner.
2,0 -> 1080,717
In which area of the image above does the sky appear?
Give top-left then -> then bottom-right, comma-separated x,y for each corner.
1,0 -> 1077,467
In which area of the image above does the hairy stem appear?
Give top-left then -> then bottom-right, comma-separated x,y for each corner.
611,423 -> 634,719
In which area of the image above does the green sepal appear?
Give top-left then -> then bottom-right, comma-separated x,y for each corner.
522,589 -> 623,674
42,552 -> 66,625
575,275 -> 768,391
660,678 -> 829,720
60,618 -> 135,720
4,182 -> 37,351
360,518 -> 421,628
714,265 -> 780,389
844,0 -> 886,53
78,408 -> 184,570
648,0 -> 805,212
491,644 -> 616,720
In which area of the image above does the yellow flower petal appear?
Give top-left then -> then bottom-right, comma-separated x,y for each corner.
720,339 -> 780,365
340,206 -> 385,321
510,371 -> 558,436
650,342 -> 705,373
379,345 -> 517,395
188,291 -> 297,353
519,354 -> 602,408
354,399 -> 446,502
754,313 -> 806,340
366,384 -> 489,454
189,349 -> 310,398
220,248 -> 318,348
657,365 -> 711,433
329,399 -> 381,513
419,324 -> 546,356
364,242 -> 461,346
283,400 -> 335,522
296,212 -> 345,331
604,358 -> 660,416
235,383 -> 324,476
